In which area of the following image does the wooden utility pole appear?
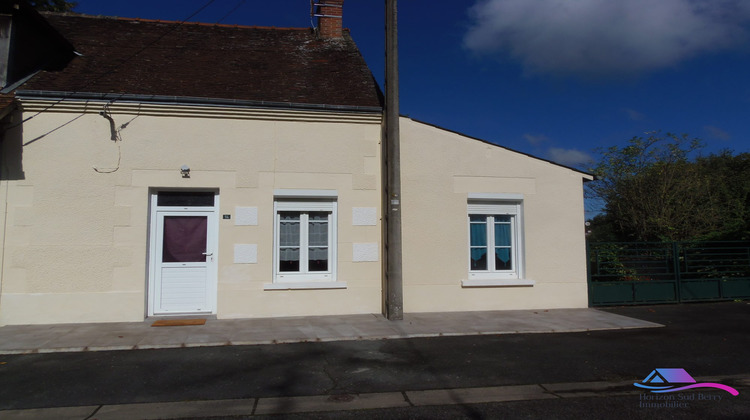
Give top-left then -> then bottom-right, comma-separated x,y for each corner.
384,0 -> 403,320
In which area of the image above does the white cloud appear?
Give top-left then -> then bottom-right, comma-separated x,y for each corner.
523,133 -> 550,146
547,147 -> 593,167
704,125 -> 731,140
623,108 -> 646,121
464,0 -> 750,77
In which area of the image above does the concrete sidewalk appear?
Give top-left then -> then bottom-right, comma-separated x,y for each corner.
3,374 -> 747,420
0,307 -> 661,354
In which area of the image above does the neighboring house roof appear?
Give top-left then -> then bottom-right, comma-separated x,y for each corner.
0,93 -> 16,120
18,13 -> 383,111
0,2 -> 76,93
406,117 -> 595,179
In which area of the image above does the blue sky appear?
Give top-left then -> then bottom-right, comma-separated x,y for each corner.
71,0 -> 750,169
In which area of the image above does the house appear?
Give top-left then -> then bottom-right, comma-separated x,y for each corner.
0,1 -> 593,325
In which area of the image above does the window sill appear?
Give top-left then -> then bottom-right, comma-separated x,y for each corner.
264,281 -> 347,290
462,278 -> 535,287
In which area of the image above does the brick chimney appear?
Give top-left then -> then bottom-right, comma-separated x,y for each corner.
315,0 -> 344,39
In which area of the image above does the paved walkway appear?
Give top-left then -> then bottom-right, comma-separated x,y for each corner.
3,374 -> 747,419
0,308 -> 661,354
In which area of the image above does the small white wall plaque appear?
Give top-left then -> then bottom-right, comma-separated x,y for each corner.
234,244 -> 258,264
352,207 -> 377,226
235,207 -> 258,226
353,243 -> 379,262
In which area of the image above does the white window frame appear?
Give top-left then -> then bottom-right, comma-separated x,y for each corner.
267,191 -> 344,290
464,197 -> 533,287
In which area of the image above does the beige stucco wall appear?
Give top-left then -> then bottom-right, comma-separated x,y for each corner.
0,101 -> 383,325
399,118 -> 592,312
0,103 -> 592,325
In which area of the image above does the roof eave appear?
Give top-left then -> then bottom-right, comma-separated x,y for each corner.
15,90 -> 383,114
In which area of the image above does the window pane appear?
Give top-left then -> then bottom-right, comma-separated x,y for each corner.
494,217 -> 512,247
280,212 -> 300,221
494,215 -> 513,270
470,215 -> 488,271
495,248 -> 512,270
309,212 -> 327,221
470,248 -> 487,270
308,212 -> 329,246
279,211 -> 300,272
470,218 -> 487,247
162,216 -> 207,262
308,247 -> 328,271
157,191 -> 215,207
279,247 -> 300,272
280,212 -> 300,247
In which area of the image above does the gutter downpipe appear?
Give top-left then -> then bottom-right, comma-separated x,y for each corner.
383,0 -> 403,320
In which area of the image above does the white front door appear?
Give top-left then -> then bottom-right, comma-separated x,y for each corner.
148,192 -> 218,315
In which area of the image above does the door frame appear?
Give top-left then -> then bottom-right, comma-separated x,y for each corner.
147,190 -> 219,316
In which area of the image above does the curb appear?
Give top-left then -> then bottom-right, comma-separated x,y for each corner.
0,309 -> 664,355
2,376 -> 745,420
0,324 -> 664,355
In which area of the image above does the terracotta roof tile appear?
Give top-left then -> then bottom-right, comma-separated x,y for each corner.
20,13 -> 383,109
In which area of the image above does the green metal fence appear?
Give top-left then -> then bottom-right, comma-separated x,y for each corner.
587,241 -> 750,306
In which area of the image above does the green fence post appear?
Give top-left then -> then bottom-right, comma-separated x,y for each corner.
587,241 -> 593,307
673,241 -> 682,303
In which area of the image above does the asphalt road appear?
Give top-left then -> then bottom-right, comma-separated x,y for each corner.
0,301 -> 748,416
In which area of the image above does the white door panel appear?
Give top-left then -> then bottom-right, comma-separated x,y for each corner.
159,266 -> 209,311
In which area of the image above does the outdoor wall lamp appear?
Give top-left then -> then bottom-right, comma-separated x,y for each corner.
180,165 -> 190,178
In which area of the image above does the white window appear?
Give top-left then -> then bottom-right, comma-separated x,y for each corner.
469,213 -> 516,273
273,198 -> 337,284
465,198 -> 532,286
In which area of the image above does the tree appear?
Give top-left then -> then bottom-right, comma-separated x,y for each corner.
694,152 -> 750,240
28,0 -> 77,12
585,213 -> 620,242
587,133 -> 750,242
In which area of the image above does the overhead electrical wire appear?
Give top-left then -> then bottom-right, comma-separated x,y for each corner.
216,0 -> 246,25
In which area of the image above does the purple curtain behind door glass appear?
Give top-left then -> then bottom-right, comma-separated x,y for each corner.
163,216 -> 207,262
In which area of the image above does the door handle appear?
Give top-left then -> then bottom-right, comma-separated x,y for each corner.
202,252 -> 213,256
